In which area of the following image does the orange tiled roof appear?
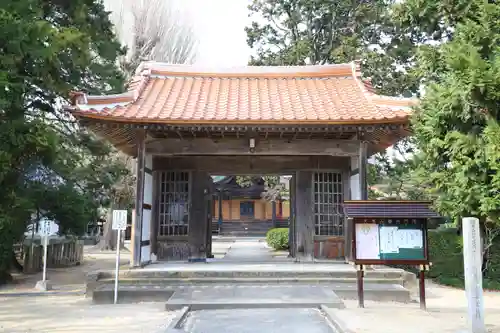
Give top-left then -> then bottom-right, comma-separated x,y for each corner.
67,61 -> 417,124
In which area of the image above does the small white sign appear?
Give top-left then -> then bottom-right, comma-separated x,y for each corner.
40,219 -> 53,236
112,210 -> 128,230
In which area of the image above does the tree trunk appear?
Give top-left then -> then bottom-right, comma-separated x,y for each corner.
99,204 -> 127,251
10,249 -> 23,272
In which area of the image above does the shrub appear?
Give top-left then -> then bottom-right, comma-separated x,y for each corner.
426,229 -> 464,285
393,227 -> 500,290
266,228 -> 289,250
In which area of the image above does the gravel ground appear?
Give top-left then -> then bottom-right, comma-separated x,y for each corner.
1,241 -> 233,293
3,242 -> 500,332
0,295 -> 179,333
330,281 -> 500,333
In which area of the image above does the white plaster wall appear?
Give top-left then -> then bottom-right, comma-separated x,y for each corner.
142,209 -> 151,241
141,245 -> 151,263
141,210 -> 151,263
350,155 -> 361,200
141,153 -> 153,264
350,174 -> 360,200
145,154 -> 153,170
144,174 -> 153,205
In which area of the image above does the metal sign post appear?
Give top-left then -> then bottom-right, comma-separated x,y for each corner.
112,210 -> 128,305
35,219 -> 53,291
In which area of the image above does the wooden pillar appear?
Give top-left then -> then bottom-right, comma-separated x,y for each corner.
188,171 -> 209,261
141,154 -> 153,264
289,174 -> 297,258
151,169 -> 159,257
132,130 -> 146,267
271,201 -> 277,227
344,218 -> 354,263
295,171 -> 314,260
359,141 -> 368,200
205,175 -> 213,258
218,191 -> 223,225
358,141 -> 370,267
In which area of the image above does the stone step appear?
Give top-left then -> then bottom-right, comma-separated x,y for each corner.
219,221 -> 275,236
164,285 -> 345,310
98,276 -> 405,286
219,231 -> 268,237
99,268 -> 407,280
91,283 -> 412,305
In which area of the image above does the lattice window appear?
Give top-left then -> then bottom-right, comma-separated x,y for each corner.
158,171 -> 190,236
313,172 -> 344,236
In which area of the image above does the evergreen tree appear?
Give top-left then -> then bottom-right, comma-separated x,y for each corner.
245,0 -> 420,95
411,0 -> 500,224
244,0 -> 427,200
0,0 -> 127,283
405,0 -> 500,272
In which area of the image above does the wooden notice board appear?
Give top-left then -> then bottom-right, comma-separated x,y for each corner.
343,200 -> 437,266
343,200 -> 438,309
353,218 -> 428,265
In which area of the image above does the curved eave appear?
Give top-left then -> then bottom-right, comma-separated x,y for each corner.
67,107 -> 411,126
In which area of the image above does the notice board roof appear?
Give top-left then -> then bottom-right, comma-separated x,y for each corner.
343,200 -> 439,219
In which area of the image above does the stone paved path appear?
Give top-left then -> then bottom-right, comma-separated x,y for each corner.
182,308 -> 335,333
221,238 -> 274,262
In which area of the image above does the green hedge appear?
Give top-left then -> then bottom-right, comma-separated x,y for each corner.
404,228 -> 500,290
266,228 -> 289,250
264,226 -> 500,289
425,229 -> 465,287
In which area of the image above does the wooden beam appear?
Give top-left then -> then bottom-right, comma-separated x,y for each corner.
146,138 -> 359,156
153,155 -> 350,174
358,141 -> 368,200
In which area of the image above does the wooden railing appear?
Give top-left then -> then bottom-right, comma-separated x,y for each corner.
21,238 -> 84,274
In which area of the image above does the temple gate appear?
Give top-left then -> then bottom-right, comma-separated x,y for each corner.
66,61 -> 416,267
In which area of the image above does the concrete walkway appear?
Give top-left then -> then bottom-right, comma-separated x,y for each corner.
220,238 -> 274,262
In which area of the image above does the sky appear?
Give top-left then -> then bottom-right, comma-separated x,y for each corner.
104,0 -> 252,67
183,0 -> 253,66
104,0 -> 254,66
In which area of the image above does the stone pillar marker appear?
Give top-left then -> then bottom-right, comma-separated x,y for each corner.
462,217 -> 485,333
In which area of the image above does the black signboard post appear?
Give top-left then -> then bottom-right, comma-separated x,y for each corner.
343,200 -> 439,310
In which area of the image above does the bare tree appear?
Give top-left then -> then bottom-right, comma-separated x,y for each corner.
97,0 -> 197,250
99,153 -> 136,251
108,0 -> 198,79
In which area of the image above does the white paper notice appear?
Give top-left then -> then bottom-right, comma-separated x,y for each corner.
355,223 -> 380,260
396,229 -> 423,249
379,226 -> 399,253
